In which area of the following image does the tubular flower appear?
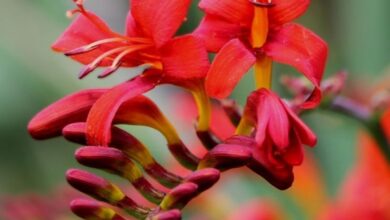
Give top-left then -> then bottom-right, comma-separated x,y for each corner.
196,0 -> 328,108
55,0 -> 209,82
27,0 -> 332,219
238,89 -> 317,188
40,0 -> 215,168
54,0 -> 212,148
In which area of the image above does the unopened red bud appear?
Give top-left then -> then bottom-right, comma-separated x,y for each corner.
66,169 -> 149,217
63,123 -> 183,188
198,143 -> 252,170
62,122 -> 87,144
148,209 -> 181,220
28,89 -> 104,139
184,168 -> 220,192
160,183 -> 198,210
66,169 -> 126,204
70,199 -> 126,220
75,146 -> 165,203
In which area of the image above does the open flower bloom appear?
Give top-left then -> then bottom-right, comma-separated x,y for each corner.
196,0 -> 328,108
51,0 -> 213,149
54,0 -> 209,82
239,89 -> 317,188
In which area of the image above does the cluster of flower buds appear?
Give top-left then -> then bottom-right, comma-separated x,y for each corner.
28,0 -> 329,219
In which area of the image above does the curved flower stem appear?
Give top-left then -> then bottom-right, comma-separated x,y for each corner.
190,81 -> 219,149
191,84 -> 211,133
326,96 -> 390,163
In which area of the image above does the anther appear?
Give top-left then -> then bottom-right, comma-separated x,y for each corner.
98,62 -> 122,78
78,46 -> 129,79
249,0 -> 275,7
65,38 -> 126,56
98,45 -> 151,78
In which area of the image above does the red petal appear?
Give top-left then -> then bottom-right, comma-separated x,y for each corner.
205,39 -> 256,98
264,23 -> 328,107
249,142 -> 294,190
131,0 -> 191,47
194,15 -> 244,53
86,73 -> 159,146
28,89 -> 105,139
281,100 -> 317,146
125,12 -> 142,37
270,0 -> 310,27
52,11 -> 122,65
199,0 -> 252,26
264,90 -> 290,148
253,93 -> 270,146
281,131 -> 304,165
160,35 -> 210,83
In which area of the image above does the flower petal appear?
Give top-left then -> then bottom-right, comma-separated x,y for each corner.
206,39 -> 256,98
264,90 -> 290,148
194,15 -> 244,53
270,0 -> 310,27
86,73 -> 160,146
249,141 -> 294,190
52,11 -> 123,65
131,0 -> 191,47
281,100 -> 317,146
252,93 -> 270,145
125,12 -> 142,37
28,89 -> 106,139
160,35 -> 210,83
264,23 -> 328,107
199,0 -> 252,26
281,131 -> 304,165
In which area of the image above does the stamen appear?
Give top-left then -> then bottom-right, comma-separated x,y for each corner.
98,45 -> 151,78
78,46 -> 130,79
249,0 -> 275,7
65,38 -> 127,56
98,62 -> 122,79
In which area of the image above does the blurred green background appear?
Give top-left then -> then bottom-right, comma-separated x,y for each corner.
0,0 -> 389,219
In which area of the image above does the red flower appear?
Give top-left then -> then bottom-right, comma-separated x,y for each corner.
196,0 -> 328,108
54,0 -> 209,81
241,89 -> 317,188
51,0 -> 213,150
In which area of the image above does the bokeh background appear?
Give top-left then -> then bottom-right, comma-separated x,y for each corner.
0,0 -> 389,219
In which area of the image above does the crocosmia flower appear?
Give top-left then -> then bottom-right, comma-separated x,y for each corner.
196,0 -> 328,108
240,89 -> 317,188
26,0 -> 336,218
55,0 -> 209,81
51,0 -> 212,150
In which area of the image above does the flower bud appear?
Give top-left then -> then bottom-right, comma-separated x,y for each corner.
184,168 -> 220,192
160,183 -> 198,210
28,89 -> 104,139
75,146 -> 165,203
66,169 -> 126,204
148,209 -> 181,220
63,123 -> 183,188
70,199 -> 126,220
198,143 -> 252,170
